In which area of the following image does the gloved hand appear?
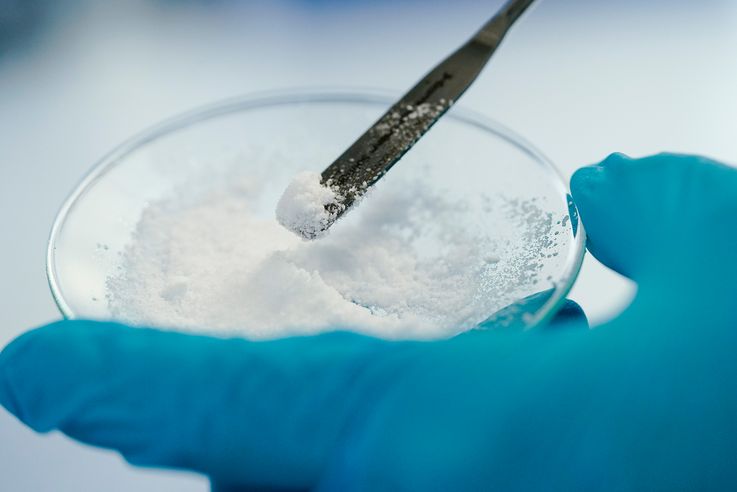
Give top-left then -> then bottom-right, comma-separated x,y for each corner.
2,153 -> 737,491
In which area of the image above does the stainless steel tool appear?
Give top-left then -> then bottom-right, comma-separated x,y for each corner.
317,0 -> 536,234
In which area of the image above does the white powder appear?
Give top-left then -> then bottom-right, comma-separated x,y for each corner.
275,171 -> 343,239
107,167 -> 558,340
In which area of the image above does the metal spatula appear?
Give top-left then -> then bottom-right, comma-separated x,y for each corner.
317,0 -> 536,234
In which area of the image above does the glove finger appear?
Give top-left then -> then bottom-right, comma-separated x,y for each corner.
211,481 -> 302,492
476,290 -> 587,331
546,299 -> 588,331
570,154 -> 639,279
570,152 -> 709,281
0,320 -> 416,489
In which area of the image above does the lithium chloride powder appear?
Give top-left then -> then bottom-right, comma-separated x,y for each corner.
275,171 -> 344,239
107,167 -> 559,340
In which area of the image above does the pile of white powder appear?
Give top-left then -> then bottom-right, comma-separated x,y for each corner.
107,167 -> 558,340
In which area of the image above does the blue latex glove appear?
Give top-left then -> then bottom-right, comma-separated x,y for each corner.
2,153 -> 737,490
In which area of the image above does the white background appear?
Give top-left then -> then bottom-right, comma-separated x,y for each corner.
1,0 -> 735,489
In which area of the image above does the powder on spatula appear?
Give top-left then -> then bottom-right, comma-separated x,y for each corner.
275,171 -> 344,240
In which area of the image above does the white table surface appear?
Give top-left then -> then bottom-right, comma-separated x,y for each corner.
1,0 -> 735,489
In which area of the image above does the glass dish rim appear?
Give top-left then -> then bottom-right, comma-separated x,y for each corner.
46,87 -> 586,329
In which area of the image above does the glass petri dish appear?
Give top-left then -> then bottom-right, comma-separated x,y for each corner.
47,89 -> 585,339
